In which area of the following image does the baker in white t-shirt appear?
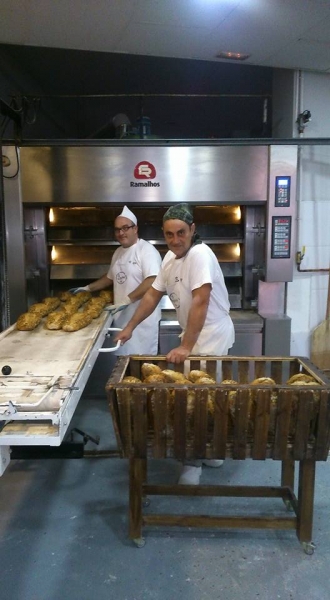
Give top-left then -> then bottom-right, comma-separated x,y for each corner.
116,203 -> 235,484
71,205 -> 161,355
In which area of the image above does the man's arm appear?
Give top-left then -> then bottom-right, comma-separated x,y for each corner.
166,283 -> 211,364
88,274 -> 113,293
115,287 -> 164,344
126,275 -> 156,303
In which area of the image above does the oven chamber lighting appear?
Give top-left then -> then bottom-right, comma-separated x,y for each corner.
49,208 -> 55,223
234,207 -> 241,221
234,243 -> 241,257
51,246 -> 57,261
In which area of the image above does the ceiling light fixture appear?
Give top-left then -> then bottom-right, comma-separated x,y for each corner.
216,51 -> 250,61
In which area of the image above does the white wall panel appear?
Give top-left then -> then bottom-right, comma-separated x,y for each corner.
275,70 -> 330,358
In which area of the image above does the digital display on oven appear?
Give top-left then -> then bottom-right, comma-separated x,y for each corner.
275,176 -> 291,207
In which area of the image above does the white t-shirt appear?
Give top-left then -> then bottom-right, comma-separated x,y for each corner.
152,242 -> 234,354
107,238 -> 162,354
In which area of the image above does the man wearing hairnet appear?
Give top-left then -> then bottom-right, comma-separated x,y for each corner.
71,205 -> 161,355
116,203 -> 235,484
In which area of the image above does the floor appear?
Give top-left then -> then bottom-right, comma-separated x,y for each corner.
0,388 -> 330,600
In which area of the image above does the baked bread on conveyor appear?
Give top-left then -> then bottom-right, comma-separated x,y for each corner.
28,302 -> 51,317
62,312 -> 93,332
83,297 -> 107,318
74,291 -> 92,304
62,298 -> 82,314
16,312 -> 42,330
42,297 -> 61,310
99,289 -> 113,303
58,291 -> 73,302
45,311 -> 68,330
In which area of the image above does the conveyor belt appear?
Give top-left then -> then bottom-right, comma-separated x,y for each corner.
0,310 -> 115,464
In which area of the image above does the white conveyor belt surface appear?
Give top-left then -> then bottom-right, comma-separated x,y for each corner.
0,310 -> 116,474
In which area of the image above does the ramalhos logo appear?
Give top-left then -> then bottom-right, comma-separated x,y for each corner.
130,161 -> 160,187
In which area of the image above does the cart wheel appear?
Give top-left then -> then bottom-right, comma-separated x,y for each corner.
302,541 -> 315,555
283,499 -> 294,511
142,497 -> 150,507
133,537 -> 146,548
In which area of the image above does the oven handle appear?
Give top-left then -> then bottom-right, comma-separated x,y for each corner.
98,328 -> 122,353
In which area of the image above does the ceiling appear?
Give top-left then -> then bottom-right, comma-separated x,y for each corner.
1,0 -> 330,73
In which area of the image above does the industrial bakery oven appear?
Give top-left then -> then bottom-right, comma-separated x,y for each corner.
2,142 -> 297,358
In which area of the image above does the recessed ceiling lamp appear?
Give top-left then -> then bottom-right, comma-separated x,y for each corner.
216,51 -> 250,61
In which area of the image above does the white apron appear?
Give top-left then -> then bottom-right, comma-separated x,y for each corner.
108,240 -> 161,355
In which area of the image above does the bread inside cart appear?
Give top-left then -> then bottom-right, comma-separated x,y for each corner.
106,355 -> 330,551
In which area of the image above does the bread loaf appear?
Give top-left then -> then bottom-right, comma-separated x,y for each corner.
188,370 -> 209,382
43,297 -> 61,310
162,370 -> 188,383
143,373 -> 167,383
62,298 -> 82,314
251,377 -> 276,385
287,373 -> 317,385
75,291 -> 92,304
122,376 -> 142,384
17,312 -> 42,331
28,302 -> 50,317
82,297 -> 106,318
62,312 -> 93,332
194,376 -> 216,384
58,291 -> 73,302
99,289 -> 113,303
141,363 -> 162,379
45,311 -> 68,330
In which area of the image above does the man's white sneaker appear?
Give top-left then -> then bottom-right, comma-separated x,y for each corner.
178,466 -> 202,485
202,459 -> 224,468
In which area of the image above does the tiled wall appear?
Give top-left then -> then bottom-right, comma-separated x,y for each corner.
288,145 -> 330,357
273,70 -> 330,357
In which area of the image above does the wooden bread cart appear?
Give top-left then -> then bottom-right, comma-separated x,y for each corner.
106,355 -> 330,553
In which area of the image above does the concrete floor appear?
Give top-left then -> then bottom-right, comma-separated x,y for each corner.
1,392 -> 330,600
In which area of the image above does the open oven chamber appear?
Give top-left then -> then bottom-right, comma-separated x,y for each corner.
24,202 -> 270,360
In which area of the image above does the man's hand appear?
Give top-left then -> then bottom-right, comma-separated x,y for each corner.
68,285 -> 90,294
109,303 -> 128,315
166,346 -> 191,364
114,326 -> 133,345
109,296 -> 131,315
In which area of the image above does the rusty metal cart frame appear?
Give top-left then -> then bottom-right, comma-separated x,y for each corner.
106,355 -> 330,553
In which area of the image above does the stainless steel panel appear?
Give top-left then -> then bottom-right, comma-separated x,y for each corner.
229,333 -> 262,356
265,145 -> 297,282
258,280 -> 286,314
3,146 -> 26,324
20,145 -> 268,205
159,311 -> 264,357
159,322 -> 182,355
260,314 -> 291,356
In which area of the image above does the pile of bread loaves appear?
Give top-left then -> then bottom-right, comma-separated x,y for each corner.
16,289 -> 113,332
121,364 -> 320,435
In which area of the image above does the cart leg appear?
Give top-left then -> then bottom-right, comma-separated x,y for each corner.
297,459 -> 316,554
129,458 -> 145,547
281,458 -> 295,510
141,458 -> 150,507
